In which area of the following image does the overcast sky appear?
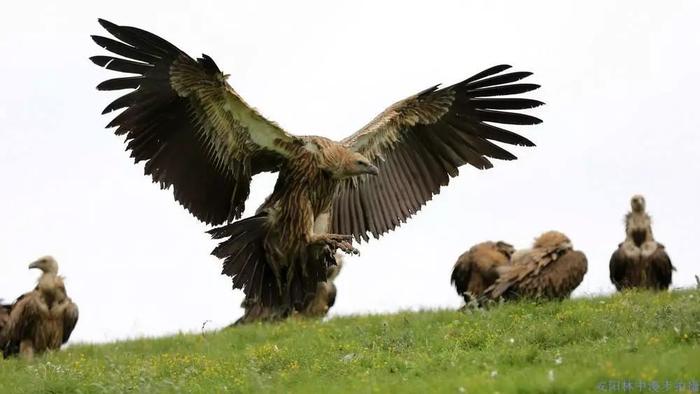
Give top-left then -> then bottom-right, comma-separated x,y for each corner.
1,0 -> 699,343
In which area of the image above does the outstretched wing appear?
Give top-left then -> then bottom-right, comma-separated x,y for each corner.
332,65 -> 542,241
91,19 -> 300,225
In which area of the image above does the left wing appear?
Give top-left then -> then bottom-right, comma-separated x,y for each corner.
332,65 -> 542,241
91,19 -> 301,225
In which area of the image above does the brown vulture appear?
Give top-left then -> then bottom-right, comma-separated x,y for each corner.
234,253 -> 344,324
0,257 -> 79,359
610,195 -> 675,290
451,241 -> 514,306
90,19 -> 543,314
484,231 -> 587,300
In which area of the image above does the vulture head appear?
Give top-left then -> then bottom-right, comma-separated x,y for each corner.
630,194 -> 646,213
28,256 -> 59,275
533,231 -> 573,250
494,241 -> 516,259
28,256 -> 66,307
320,144 -> 378,178
626,195 -> 652,247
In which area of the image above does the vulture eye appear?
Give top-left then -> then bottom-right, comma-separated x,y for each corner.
355,160 -> 365,166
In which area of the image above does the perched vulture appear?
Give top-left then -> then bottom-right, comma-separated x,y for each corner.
451,241 -> 514,305
0,256 -> 79,359
91,19 -> 543,314
235,254 -> 344,324
610,195 -> 674,290
484,231 -> 587,300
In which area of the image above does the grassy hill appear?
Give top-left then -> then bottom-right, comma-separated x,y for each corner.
1,289 -> 698,393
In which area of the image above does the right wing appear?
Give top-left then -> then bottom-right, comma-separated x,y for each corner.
333,65 -> 542,241
609,246 -> 628,290
91,19 -> 302,225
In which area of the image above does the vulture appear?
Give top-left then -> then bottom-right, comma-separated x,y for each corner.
609,195 -> 674,290
91,19 -> 543,314
0,256 -> 79,359
484,231 -> 587,300
235,253 -> 344,324
451,241 -> 514,306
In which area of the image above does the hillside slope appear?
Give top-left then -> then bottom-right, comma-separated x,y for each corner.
0,290 -> 698,393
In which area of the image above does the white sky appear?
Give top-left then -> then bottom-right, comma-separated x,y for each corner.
1,0 -> 699,343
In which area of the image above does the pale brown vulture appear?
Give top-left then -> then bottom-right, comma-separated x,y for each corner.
235,254 -> 344,324
610,195 -> 674,290
451,241 -> 514,305
484,231 -> 587,300
91,19 -> 543,313
0,257 -> 79,359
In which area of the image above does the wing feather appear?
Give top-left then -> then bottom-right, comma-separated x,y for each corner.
92,19 -> 300,225
648,245 -> 674,290
332,65 -> 542,241
61,301 -> 79,344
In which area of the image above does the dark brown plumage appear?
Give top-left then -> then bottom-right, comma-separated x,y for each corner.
91,19 -> 543,313
484,231 -> 587,300
610,195 -> 674,291
451,241 -> 514,305
0,257 -> 79,359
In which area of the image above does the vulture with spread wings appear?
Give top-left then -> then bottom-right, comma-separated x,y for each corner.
91,19 -> 543,314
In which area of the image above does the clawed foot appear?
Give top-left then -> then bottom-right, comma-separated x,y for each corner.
312,234 -> 359,255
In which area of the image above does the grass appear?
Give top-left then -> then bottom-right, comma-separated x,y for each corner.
1,290 -> 699,393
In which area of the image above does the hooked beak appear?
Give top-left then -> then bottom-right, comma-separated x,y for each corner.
28,261 -> 41,270
366,164 -> 379,176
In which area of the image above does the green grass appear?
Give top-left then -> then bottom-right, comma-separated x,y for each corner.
1,290 -> 699,393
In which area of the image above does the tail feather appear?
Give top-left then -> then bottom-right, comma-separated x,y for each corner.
208,214 -> 284,307
208,214 -> 339,310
